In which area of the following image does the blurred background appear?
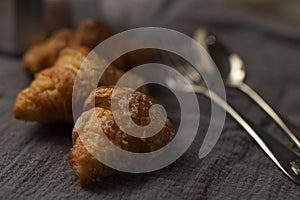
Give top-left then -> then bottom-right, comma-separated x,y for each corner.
1,1 -> 300,198
228,0 -> 300,27
1,0 -> 300,54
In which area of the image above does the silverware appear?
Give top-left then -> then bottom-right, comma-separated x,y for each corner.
159,49 -> 300,185
194,29 -> 300,149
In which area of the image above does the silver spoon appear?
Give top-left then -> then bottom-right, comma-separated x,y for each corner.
194,29 -> 300,149
159,51 -> 300,186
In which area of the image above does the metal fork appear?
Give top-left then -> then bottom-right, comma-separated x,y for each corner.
159,51 -> 300,185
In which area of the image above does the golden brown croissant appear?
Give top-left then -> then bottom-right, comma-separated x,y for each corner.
69,86 -> 174,186
14,46 -> 146,123
22,19 -> 113,73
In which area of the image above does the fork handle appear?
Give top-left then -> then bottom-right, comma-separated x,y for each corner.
236,82 -> 300,149
202,89 -> 300,184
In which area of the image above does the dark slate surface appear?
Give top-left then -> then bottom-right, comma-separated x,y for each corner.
1,0 -> 300,199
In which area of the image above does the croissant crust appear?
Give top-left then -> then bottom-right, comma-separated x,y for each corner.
14,46 -> 144,123
69,86 -> 174,186
22,19 -> 113,73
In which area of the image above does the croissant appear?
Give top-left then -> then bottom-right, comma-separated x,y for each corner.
23,19 -> 113,73
69,86 -> 175,185
14,46 -> 146,123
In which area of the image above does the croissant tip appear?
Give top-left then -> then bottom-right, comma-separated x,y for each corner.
68,139 -> 115,186
13,104 -> 23,119
13,92 -> 28,118
13,89 -> 49,122
13,96 -> 36,121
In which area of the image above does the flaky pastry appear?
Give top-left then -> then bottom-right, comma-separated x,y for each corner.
23,19 -> 113,73
14,46 -> 145,123
69,86 -> 174,185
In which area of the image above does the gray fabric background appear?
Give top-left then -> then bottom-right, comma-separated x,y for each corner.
1,0 -> 300,199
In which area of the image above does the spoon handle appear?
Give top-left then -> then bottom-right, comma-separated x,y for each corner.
237,82 -> 300,148
200,88 -> 300,185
